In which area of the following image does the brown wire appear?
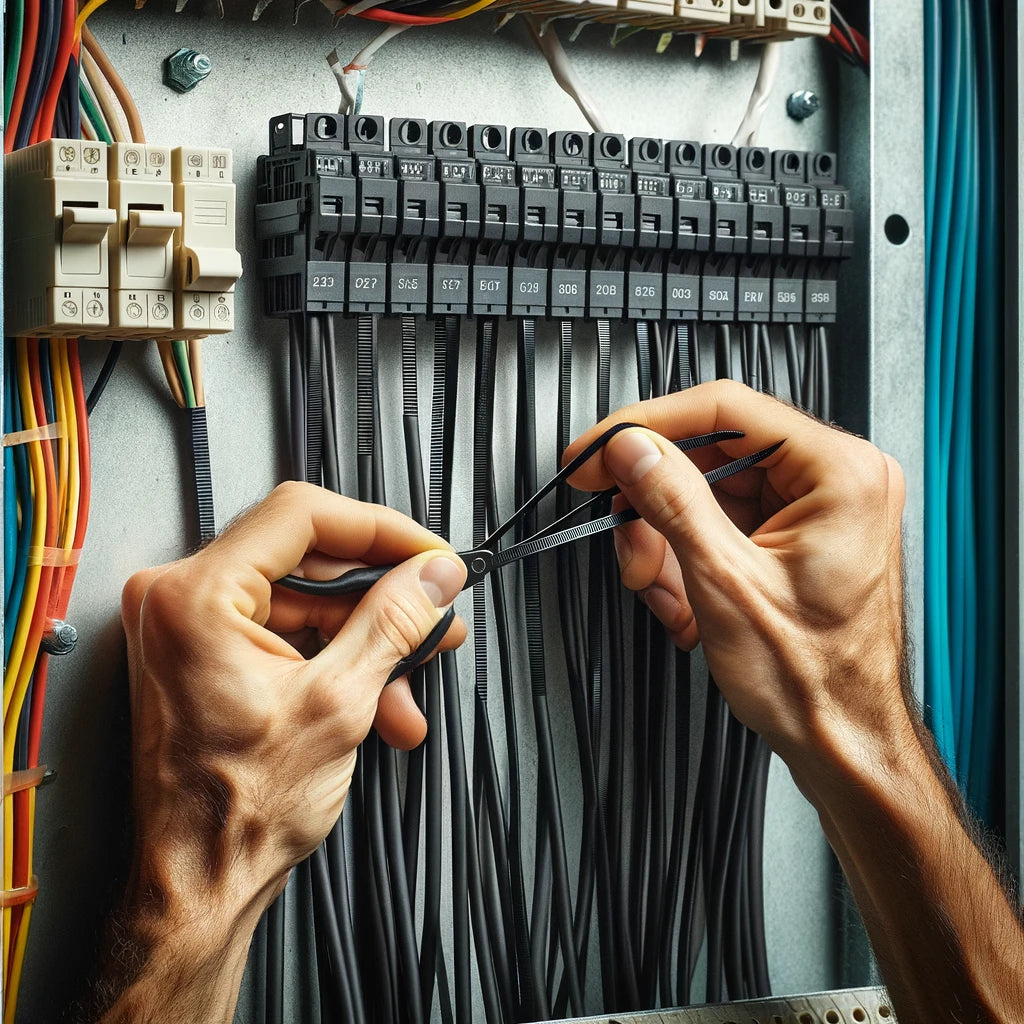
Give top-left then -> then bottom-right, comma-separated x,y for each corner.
188,339 -> 206,407
80,46 -> 128,143
81,25 -> 146,143
157,340 -> 187,408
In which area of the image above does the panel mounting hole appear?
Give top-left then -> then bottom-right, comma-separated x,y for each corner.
563,132 -> 584,156
639,138 -> 661,163
481,125 -> 503,150
440,121 -> 464,148
523,128 -> 545,153
397,119 -> 422,145
884,213 -> 910,245
600,134 -> 623,159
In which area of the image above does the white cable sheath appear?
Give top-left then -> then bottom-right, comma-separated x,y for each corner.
328,25 -> 409,114
527,17 -> 610,134
731,41 -> 782,147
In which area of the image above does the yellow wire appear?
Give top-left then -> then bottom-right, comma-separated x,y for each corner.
73,0 -> 109,43
5,878 -> 33,1024
56,342 -> 80,551
442,0 -> 499,19
52,343 -> 71,544
4,343 -> 45,720
2,342 -> 47,983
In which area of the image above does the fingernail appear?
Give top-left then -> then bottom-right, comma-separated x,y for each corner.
605,430 -> 663,485
643,586 -> 680,628
419,555 -> 465,607
613,529 -> 633,568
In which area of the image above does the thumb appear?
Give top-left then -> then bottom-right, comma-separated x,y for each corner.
603,428 -> 750,570
323,550 -> 466,683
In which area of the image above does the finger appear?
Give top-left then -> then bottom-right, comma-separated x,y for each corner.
612,515 -> 667,592
565,379 -> 834,498
203,481 -> 451,584
374,676 -> 428,750
311,550 -> 467,695
192,481 -> 454,620
601,427 -> 759,574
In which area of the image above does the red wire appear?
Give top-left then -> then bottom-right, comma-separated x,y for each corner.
849,25 -> 870,63
5,0 -> 40,153
829,24 -> 855,56
68,341 -> 91,553
32,0 -> 77,145
353,7 -> 458,25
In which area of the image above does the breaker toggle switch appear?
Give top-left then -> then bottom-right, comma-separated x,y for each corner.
182,246 -> 243,293
127,208 -> 181,247
62,206 -> 116,246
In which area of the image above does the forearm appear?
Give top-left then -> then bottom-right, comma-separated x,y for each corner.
89,859 -> 277,1024
791,706 -> 1024,1022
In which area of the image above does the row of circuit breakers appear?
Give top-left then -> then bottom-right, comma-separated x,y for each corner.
4,138 -> 241,338
256,113 -> 853,323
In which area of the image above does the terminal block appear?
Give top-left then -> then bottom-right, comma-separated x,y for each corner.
3,140 -> 241,339
483,0 -> 830,40
255,112 -> 853,325
5,140 -> 115,337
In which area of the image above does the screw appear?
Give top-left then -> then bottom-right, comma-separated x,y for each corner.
41,620 -> 78,656
787,89 -> 821,121
164,48 -> 213,93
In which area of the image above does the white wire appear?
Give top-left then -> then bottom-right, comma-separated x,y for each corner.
731,41 -> 782,148
527,17 -> 610,134
328,25 -> 408,115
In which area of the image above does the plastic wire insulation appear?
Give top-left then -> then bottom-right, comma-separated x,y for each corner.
81,26 -> 144,142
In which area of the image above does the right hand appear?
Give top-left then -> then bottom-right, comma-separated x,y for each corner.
565,379 -> 913,776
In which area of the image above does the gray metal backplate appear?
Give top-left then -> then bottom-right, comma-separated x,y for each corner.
9,2 -> 922,1021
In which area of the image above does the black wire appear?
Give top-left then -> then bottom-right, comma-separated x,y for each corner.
64,55 -> 81,141
311,843 -> 354,1024
16,0 -> 59,151
817,326 -> 832,422
288,316 -> 307,481
516,316 -> 584,1017
784,324 -> 803,407
266,894 -> 285,1024
85,339 -> 123,414
321,315 -> 341,494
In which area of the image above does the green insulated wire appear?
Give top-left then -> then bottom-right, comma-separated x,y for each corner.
79,79 -> 113,144
171,340 -> 197,409
5,0 -> 25,125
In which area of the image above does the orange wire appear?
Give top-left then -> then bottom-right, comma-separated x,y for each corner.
31,0 -> 77,144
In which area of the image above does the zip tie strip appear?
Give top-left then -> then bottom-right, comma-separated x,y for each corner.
28,546 -> 82,567
3,767 -> 47,797
2,422 -> 64,446
0,877 -> 39,909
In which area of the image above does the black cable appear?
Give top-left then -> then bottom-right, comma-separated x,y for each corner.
311,844 -> 354,1024
321,315 -> 341,495
288,316 -> 307,481
759,324 -> 776,396
516,316 -> 584,1017
784,324 -> 803,407
85,339 -> 123,414
634,320 -> 652,400
817,326 -> 832,421
188,405 -> 216,543
266,893 -> 285,1024
16,0 -> 59,151
326,822 -> 368,1024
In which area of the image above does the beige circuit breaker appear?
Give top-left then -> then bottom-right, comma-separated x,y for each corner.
107,143 -> 181,337
4,140 -> 116,337
171,146 -> 243,335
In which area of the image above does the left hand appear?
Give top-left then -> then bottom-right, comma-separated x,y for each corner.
121,481 -> 466,923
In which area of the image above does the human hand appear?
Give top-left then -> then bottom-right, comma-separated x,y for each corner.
565,379 -> 911,778
120,481 -> 466,932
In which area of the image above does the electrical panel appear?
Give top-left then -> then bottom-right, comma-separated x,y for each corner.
3,139 -> 241,338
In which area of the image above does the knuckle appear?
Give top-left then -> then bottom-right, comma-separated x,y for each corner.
374,588 -> 430,661
269,479 -> 319,508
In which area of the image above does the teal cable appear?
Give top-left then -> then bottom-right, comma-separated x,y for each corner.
968,0 -> 1003,825
923,2 -> 941,257
940,0 -> 972,773
78,78 -> 112,145
924,0 -> 962,771
4,0 -> 25,125
950,0 -> 979,791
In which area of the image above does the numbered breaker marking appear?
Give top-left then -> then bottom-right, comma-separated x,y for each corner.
256,114 -> 852,324
4,141 -> 241,339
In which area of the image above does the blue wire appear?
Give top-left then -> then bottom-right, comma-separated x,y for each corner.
940,0 -> 972,781
950,0 -> 979,793
968,0 -> 1002,825
5,350 -> 32,661
924,0 -> 962,772
4,370 -> 16,610
39,342 -> 56,427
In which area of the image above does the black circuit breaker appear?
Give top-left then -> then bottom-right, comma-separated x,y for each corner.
255,113 -> 854,325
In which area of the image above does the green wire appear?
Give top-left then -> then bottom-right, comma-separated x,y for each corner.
79,80 -> 113,145
4,0 -> 25,126
171,340 -> 197,409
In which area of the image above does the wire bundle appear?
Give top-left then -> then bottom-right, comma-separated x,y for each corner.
923,0 -> 1003,826
272,307 -> 832,1022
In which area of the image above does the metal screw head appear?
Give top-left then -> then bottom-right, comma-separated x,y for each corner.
164,48 -> 213,93
786,89 -> 821,121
